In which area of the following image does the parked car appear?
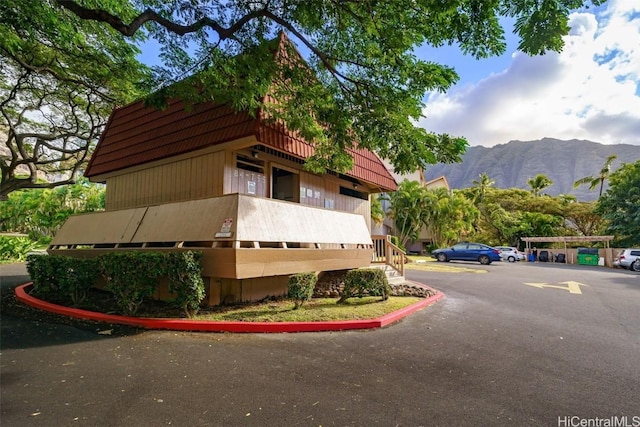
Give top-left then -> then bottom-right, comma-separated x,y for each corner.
495,246 -> 525,262
613,248 -> 640,270
432,242 -> 502,265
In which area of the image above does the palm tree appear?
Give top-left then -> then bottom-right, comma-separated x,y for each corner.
370,194 -> 386,226
573,154 -> 617,198
422,188 -> 478,247
471,173 -> 494,202
527,174 -> 553,197
386,180 -> 428,248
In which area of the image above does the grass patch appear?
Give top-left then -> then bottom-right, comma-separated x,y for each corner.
194,297 -> 422,322
29,287 -> 423,322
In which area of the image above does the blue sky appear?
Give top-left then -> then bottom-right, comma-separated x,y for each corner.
418,0 -> 640,147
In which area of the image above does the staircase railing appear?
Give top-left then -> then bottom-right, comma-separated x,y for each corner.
371,235 -> 406,277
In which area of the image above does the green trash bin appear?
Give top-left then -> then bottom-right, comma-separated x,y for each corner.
577,248 -> 599,265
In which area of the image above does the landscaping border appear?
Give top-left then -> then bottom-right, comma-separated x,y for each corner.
14,282 -> 444,333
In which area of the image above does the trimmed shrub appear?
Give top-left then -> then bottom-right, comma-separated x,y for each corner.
27,254 -> 66,297
287,272 -> 317,309
338,268 -> 391,304
28,251 -> 205,317
57,257 -> 99,306
98,252 -> 165,316
166,252 -> 205,318
26,255 -> 98,305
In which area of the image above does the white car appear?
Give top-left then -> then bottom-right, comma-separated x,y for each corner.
613,248 -> 640,270
496,246 -> 525,263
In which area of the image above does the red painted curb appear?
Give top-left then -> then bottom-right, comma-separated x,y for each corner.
14,283 -> 444,333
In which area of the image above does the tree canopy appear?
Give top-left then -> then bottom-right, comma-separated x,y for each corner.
51,0 -> 605,177
596,160 -> 640,247
0,0 -> 150,200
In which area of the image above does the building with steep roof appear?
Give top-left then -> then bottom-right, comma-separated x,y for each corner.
50,33 -> 398,305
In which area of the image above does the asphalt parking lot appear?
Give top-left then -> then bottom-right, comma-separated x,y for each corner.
2,262 -> 639,426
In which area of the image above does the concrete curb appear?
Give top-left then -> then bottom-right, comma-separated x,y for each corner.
14,282 -> 444,333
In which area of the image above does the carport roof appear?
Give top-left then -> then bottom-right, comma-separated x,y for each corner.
522,236 -> 614,248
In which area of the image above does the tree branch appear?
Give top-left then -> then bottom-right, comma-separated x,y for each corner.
56,0 -> 269,38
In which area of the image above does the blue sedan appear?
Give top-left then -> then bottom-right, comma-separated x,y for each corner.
432,242 -> 502,265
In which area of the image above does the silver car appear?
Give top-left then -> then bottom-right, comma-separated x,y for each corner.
496,246 -> 525,263
614,248 -> 640,270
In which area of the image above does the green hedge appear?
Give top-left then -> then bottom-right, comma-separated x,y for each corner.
27,251 -> 205,317
287,272 -> 317,309
338,268 -> 391,304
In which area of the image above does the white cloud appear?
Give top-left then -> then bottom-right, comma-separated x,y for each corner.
420,0 -> 640,147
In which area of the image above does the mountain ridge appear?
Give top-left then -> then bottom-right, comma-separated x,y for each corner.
422,138 -> 640,201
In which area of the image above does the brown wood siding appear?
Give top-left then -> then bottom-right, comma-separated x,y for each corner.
228,169 -> 267,197
298,170 -> 371,229
336,193 -> 371,232
299,171 -> 325,208
105,150 -> 226,210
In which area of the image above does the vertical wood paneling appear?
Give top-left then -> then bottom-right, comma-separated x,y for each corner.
103,148 -> 372,231
104,149 -> 228,209
300,172 -> 325,208
215,151 -> 226,195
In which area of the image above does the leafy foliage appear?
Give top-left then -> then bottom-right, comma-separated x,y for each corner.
563,201 -> 604,236
462,185 -> 596,247
338,268 -> 390,304
471,173 -> 495,202
27,252 -> 206,314
27,255 -> 98,305
0,0 -> 150,199
370,194 -> 385,227
27,251 -> 205,317
287,272 -> 317,310
98,252 -> 166,316
573,154 -> 617,198
527,174 -> 554,197
50,0 -> 603,176
0,178 -> 105,241
26,254 -> 67,296
166,251 -> 206,318
596,161 -> 640,247
385,180 -> 429,248
422,188 -> 479,248
0,235 -> 37,261
386,182 -> 478,249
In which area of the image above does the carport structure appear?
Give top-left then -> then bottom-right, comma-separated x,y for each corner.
522,236 -> 615,266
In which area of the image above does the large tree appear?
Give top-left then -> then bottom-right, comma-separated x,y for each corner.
0,0 -> 150,200
596,160 -> 640,247
52,0 -> 605,176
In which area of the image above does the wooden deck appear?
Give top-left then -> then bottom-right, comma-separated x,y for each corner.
49,193 -> 374,279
